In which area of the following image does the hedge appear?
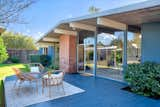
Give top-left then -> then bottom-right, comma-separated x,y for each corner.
125,62 -> 160,97
29,55 -> 51,67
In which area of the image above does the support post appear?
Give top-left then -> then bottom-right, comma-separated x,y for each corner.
84,44 -> 86,72
114,50 -> 117,67
76,32 -> 79,73
93,27 -> 98,76
123,27 -> 128,74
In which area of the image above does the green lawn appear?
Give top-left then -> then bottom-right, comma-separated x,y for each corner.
0,63 -> 30,107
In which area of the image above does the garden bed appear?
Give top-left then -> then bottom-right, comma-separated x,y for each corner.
122,86 -> 160,100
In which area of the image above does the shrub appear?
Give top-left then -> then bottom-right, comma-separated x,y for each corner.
10,56 -> 20,63
125,62 -> 160,97
29,54 -> 51,67
40,55 -> 51,67
49,64 -> 59,70
29,55 -> 41,63
88,51 -> 93,60
0,37 -> 8,63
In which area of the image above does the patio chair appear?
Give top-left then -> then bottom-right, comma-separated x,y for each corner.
29,63 -> 49,76
12,67 -> 40,94
42,71 -> 65,97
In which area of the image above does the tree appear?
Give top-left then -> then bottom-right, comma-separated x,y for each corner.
0,0 -> 35,25
132,33 -> 141,48
1,31 -> 37,50
88,6 -> 100,14
110,39 -> 123,48
0,36 -> 8,63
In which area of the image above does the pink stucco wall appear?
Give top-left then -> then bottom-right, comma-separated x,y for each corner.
59,35 -> 77,73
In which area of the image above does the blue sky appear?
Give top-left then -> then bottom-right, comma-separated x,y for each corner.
7,0 -> 147,40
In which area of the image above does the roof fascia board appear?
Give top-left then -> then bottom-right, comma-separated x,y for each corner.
42,37 -> 59,42
54,28 -> 77,36
69,22 -> 96,31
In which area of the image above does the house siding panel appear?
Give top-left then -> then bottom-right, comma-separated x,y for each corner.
141,22 -> 160,63
59,35 -> 76,73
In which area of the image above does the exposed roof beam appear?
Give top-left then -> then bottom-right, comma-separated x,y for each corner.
97,17 -> 127,30
42,37 -> 59,42
54,28 -> 77,36
69,22 -> 96,31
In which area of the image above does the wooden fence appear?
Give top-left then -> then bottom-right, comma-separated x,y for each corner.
7,49 -> 38,63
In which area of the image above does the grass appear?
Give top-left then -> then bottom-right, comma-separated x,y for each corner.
0,63 -> 30,107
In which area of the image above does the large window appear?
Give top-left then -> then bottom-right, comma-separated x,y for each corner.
127,32 -> 141,64
77,31 -> 94,74
96,29 -> 124,81
43,47 -> 48,55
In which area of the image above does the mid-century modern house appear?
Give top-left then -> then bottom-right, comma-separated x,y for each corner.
37,0 -> 160,81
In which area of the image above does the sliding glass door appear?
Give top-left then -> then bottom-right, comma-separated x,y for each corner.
96,29 -> 124,81
77,31 -> 94,74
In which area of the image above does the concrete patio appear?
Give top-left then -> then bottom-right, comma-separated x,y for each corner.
4,74 -> 160,107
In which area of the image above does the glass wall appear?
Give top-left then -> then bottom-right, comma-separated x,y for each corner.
77,31 -> 94,74
96,29 -> 124,81
127,32 -> 141,64
76,27 -> 141,80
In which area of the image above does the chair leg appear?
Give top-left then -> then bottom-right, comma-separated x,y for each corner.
13,79 -> 18,88
49,80 -> 51,98
17,81 -> 22,95
42,79 -> 44,94
61,82 -> 65,95
36,80 -> 38,94
56,84 -> 59,92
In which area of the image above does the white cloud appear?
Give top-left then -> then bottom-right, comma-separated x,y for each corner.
97,33 -> 116,45
37,32 -> 44,36
30,31 -> 45,40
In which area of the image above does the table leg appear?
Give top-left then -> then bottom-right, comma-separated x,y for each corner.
42,79 -> 45,94
49,79 -> 51,98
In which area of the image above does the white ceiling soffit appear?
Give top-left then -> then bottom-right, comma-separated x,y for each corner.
42,37 -> 59,42
53,28 -> 77,36
97,17 -> 127,30
69,22 -> 96,31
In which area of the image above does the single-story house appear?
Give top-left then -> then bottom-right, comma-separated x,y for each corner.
37,0 -> 160,79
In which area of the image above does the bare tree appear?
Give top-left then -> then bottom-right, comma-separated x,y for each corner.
0,0 -> 36,26
88,6 -> 100,14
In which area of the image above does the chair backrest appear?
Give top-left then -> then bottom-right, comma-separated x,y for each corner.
30,66 -> 40,73
12,68 -> 25,80
55,71 -> 65,84
39,64 -> 45,72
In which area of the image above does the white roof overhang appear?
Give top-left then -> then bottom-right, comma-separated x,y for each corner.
37,0 -> 160,43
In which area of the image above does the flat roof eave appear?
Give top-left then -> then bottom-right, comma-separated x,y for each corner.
60,0 -> 160,24
37,0 -> 160,43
